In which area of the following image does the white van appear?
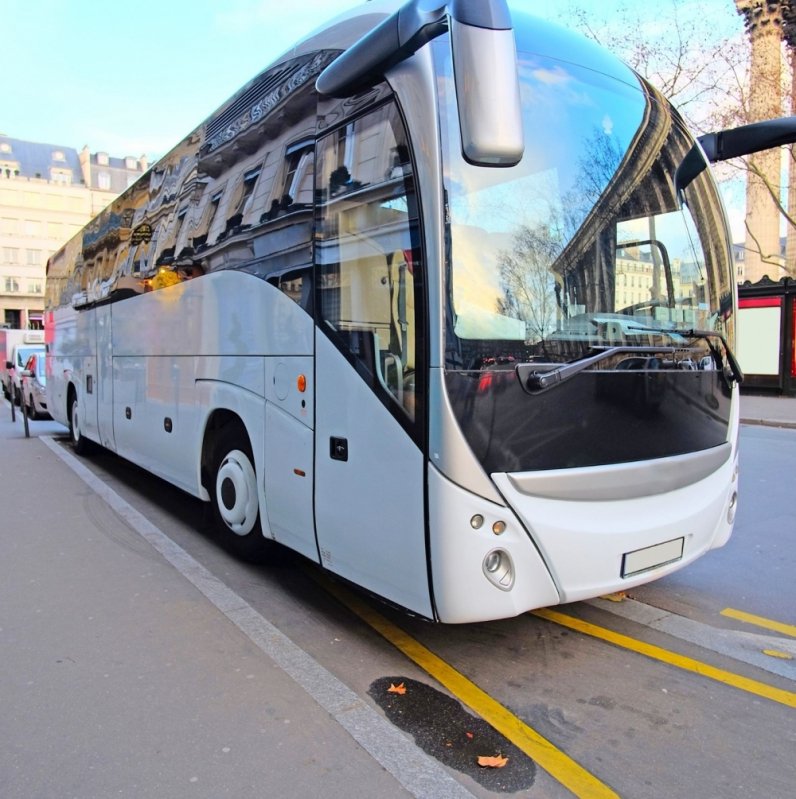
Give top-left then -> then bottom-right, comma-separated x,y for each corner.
0,329 -> 46,405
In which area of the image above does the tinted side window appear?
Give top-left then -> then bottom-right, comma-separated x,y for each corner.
316,102 -> 424,430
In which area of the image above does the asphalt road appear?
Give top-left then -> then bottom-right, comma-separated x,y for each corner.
1,403 -> 794,799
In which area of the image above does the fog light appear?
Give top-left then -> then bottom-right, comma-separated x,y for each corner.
727,491 -> 738,524
485,551 -> 502,572
470,514 -> 484,529
492,520 -> 506,536
482,548 -> 514,591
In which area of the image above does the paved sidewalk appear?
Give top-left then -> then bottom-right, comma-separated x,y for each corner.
740,393 -> 796,429
0,415 -> 416,799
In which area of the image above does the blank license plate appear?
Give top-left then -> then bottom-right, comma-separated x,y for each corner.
622,537 -> 684,578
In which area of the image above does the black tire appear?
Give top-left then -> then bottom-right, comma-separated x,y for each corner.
13,385 -> 21,406
28,395 -> 39,421
69,395 -> 91,455
209,426 -> 272,563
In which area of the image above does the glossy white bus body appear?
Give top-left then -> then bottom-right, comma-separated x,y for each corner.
45,1 -> 739,623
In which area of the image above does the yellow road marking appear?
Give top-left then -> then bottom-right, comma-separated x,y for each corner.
532,608 -> 796,709
310,573 -> 619,799
763,650 -> 794,660
720,607 -> 796,639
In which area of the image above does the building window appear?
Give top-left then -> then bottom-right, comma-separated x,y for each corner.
27,250 -> 41,265
1,217 -> 15,235
24,191 -> 39,207
127,175 -> 137,189
27,281 -> 42,294
125,157 -> 137,170
47,221 -> 63,239
51,170 -> 72,185
97,153 -> 109,166
0,143 -> 11,153
98,172 -> 111,190
24,220 -> 40,237
3,247 -> 19,263
4,277 -> 20,292
53,150 -> 65,161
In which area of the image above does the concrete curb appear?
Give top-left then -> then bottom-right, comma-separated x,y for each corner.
740,418 -> 796,430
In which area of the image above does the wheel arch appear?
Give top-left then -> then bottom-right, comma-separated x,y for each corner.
194,380 -> 266,510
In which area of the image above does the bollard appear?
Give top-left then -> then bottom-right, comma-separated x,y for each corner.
10,390 -> 15,423
22,395 -> 30,438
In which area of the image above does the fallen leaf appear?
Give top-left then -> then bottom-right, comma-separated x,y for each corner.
387,683 -> 406,695
445,743 -> 452,747
601,592 -> 628,602
466,732 -> 473,739
478,755 -> 508,768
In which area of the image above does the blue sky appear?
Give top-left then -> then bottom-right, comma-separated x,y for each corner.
2,0 -> 747,237
2,0 -> 743,158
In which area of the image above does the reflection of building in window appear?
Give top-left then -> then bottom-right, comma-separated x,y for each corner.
282,142 -> 314,207
2,247 -> 19,263
28,281 -> 42,294
27,250 -> 41,265
174,208 -> 187,246
233,167 -> 261,218
4,277 -> 19,292
317,103 -> 420,421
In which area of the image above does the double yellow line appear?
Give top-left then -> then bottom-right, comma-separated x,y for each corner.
533,608 -> 796,709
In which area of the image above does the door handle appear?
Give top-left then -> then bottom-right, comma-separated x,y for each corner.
330,437 -> 348,462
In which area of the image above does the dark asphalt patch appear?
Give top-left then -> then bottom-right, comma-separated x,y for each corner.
368,676 -> 536,793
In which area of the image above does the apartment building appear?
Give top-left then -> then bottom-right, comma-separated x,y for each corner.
0,135 -> 146,328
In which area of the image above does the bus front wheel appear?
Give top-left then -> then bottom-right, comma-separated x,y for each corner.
210,427 -> 272,563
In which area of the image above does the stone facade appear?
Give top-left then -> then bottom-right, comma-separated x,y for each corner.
735,1 -> 786,282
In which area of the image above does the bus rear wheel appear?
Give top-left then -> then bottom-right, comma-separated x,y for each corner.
69,396 -> 90,455
210,427 -> 272,563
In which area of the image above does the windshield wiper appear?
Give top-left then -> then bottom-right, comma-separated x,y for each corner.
626,325 -> 744,385
516,346 -> 677,395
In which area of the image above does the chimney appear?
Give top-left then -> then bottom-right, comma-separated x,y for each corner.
140,154 -> 148,172
79,144 -> 91,185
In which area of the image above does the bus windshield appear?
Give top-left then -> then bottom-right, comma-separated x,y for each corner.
434,34 -> 735,370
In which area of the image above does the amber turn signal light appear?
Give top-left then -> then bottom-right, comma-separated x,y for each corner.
297,374 -> 306,392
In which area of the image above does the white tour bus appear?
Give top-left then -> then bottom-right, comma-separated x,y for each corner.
46,0 -> 778,623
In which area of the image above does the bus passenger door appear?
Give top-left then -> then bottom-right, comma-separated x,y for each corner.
77,308 -> 99,441
313,102 -> 432,618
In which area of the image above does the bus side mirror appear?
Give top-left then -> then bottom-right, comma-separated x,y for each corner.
316,0 -> 524,167
450,8 -> 524,166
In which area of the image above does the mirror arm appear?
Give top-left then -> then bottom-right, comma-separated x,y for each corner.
699,116 -> 796,163
316,0 -> 513,98
676,116 -> 796,196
